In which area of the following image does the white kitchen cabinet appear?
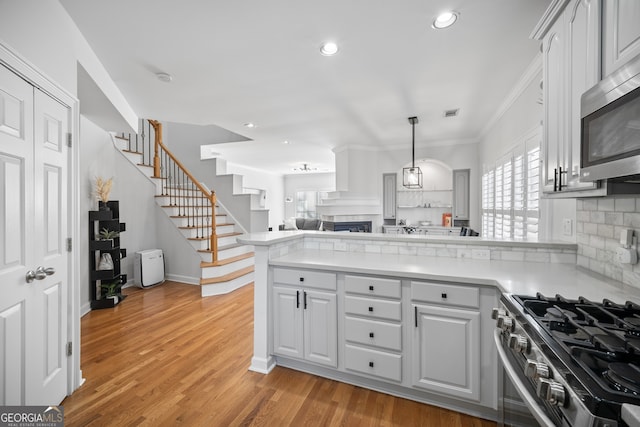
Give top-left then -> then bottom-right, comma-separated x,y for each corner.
411,281 -> 481,401
382,173 -> 397,220
452,169 -> 470,221
602,0 -> 640,77
536,0 -> 601,195
343,275 -> 403,383
412,304 -> 480,401
272,268 -> 337,367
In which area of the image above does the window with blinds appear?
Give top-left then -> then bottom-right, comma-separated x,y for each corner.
481,131 -> 540,240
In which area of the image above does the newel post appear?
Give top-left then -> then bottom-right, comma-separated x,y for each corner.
148,119 -> 162,178
210,192 -> 218,263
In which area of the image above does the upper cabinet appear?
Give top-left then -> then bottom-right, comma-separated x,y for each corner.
536,0 -> 601,196
452,169 -> 470,221
382,173 -> 397,220
602,0 -> 640,77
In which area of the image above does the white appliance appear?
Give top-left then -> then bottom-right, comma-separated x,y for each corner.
134,249 -> 165,288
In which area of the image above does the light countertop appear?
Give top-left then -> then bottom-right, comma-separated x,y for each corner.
239,230 -> 577,250
267,248 -> 640,303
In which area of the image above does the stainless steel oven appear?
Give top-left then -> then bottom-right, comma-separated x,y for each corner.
581,52 -> 640,182
493,293 -> 640,427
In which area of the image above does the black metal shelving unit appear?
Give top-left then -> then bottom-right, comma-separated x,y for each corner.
89,200 -> 127,309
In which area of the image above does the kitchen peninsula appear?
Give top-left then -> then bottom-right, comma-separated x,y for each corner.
238,230 -> 640,422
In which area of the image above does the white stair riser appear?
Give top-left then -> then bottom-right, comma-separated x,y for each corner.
123,151 -> 143,165
159,205 -> 215,218
201,271 -> 254,297
201,257 -> 255,279
215,244 -> 253,261
217,235 -> 238,247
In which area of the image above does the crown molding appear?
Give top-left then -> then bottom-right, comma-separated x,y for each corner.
479,53 -> 542,139
530,0 -> 570,40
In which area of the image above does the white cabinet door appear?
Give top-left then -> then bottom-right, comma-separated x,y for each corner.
272,286 -> 337,367
565,0 -> 600,191
541,0 -> 600,194
304,290 -> 337,367
272,286 -> 303,359
542,16 -> 565,193
382,173 -> 397,220
412,304 -> 480,401
452,169 -> 469,221
603,0 -> 640,77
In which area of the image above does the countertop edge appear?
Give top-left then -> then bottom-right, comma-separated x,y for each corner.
239,230 -> 577,250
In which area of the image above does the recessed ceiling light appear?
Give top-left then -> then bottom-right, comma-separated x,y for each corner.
283,140 -> 290,144
432,11 -> 459,29
243,122 -> 256,128
156,72 -> 173,83
320,42 -> 339,56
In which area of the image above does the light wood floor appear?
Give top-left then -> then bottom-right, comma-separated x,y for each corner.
62,281 -> 496,426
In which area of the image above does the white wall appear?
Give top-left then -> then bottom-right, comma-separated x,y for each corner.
283,172 -> 336,220
226,162 -> 285,231
477,64 -> 576,242
378,142 -> 480,229
80,117 -> 168,311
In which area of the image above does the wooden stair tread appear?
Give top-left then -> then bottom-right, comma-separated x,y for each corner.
198,242 -> 244,254
179,225 -> 234,230
170,214 -> 226,219
114,135 -> 128,140
122,149 -> 143,155
156,194 -> 214,199
137,163 -> 153,168
200,251 -> 254,268
217,232 -> 242,238
200,265 -> 254,285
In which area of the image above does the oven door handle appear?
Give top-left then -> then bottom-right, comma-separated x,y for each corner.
494,329 -> 555,427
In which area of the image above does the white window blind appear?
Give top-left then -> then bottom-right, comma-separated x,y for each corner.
481,130 -> 540,240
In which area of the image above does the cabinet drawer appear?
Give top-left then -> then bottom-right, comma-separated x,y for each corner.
273,268 -> 336,290
411,281 -> 479,308
345,316 -> 401,351
345,296 -> 401,321
345,275 -> 401,299
345,344 -> 402,382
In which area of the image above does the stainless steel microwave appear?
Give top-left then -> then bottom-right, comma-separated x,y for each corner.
581,53 -> 640,182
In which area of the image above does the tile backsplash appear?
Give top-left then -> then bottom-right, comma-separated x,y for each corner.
576,196 -> 640,288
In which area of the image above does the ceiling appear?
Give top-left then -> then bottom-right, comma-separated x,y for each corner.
60,0 -> 551,175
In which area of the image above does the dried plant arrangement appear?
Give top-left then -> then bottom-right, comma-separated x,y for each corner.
95,176 -> 113,204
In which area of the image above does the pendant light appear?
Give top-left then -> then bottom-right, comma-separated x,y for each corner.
403,116 -> 423,188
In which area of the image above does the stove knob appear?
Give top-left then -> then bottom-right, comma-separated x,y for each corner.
525,359 -> 550,379
508,334 -> 529,353
491,308 -> 506,320
537,378 -> 566,407
497,315 -> 515,332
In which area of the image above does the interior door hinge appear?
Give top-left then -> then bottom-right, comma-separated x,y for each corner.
66,342 -> 72,357
67,133 -> 72,147
66,238 -> 72,252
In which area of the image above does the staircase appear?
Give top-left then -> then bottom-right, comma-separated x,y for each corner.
112,119 -> 255,296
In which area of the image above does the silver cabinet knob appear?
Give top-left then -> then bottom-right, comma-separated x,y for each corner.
525,359 -> 550,379
537,378 -> 566,406
508,334 -> 529,353
497,315 -> 515,332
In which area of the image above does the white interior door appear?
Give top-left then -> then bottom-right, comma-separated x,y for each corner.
0,64 -> 69,405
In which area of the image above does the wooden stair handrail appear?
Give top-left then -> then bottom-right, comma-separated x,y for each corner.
148,119 -> 218,262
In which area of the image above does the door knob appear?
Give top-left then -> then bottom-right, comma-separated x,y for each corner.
26,266 -> 55,283
36,266 -> 56,276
